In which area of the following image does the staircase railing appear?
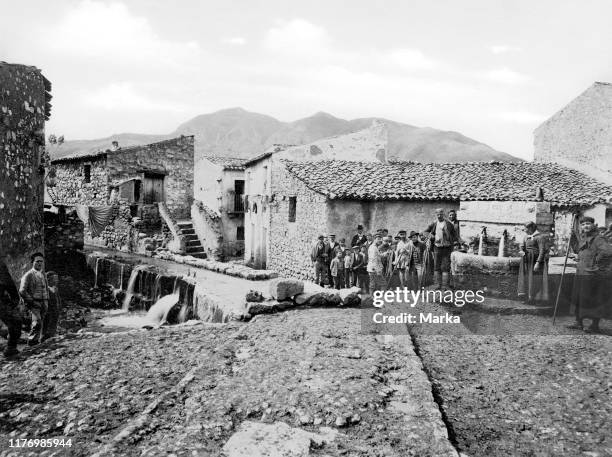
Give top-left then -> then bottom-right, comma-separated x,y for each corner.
158,202 -> 186,253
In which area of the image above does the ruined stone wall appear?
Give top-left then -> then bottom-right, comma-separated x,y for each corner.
268,160 -> 327,279
106,136 -> 194,219
49,155 -> 109,206
85,201 -> 134,251
0,63 -> 49,277
534,82 -> 612,185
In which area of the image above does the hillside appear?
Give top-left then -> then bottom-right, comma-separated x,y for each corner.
51,108 -> 521,162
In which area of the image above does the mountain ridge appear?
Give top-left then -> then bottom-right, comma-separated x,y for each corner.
51,108 -> 522,163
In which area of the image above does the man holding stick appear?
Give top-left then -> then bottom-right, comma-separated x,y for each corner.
567,216 -> 612,333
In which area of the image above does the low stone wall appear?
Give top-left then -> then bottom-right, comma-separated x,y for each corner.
44,208 -> 84,256
451,251 -> 520,298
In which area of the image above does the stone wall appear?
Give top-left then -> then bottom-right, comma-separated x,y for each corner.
268,160 -> 327,279
191,200 -> 223,260
106,136 -> 194,219
44,208 -> 84,256
0,63 -> 49,277
534,82 -> 612,185
326,200 -> 458,244
49,155 -> 108,206
85,201 -> 134,251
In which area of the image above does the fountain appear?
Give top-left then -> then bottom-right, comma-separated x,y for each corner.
146,293 -> 180,326
477,227 -> 487,256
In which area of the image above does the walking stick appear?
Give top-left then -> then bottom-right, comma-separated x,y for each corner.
552,213 -> 576,325
419,238 -> 432,288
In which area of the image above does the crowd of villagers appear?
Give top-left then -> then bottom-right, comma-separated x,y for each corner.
310,207 -> 612,335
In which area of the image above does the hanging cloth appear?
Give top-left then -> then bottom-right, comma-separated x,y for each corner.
75,204 -> 89,224
88,206 -> 114,238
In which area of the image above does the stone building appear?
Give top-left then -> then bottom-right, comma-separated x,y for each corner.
0,62 -> 51,276
243,122 -> 390,268
48,136 -> 197,254
535,82 -> 612,193
246,160 -> 612,279
192,156 -> 247,260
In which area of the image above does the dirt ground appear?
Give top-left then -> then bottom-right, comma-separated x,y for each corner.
0,308 -> 456,457
410,301 -> 612,457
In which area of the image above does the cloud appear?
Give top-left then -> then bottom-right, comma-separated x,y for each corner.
43,0 -> 200,66
263,18 -> 331,58
384,48 -> 437,71
496,111 -> 547,124
224,37 -> 247,46
485,67 -> 530,84
84,82 -> 186,112
489,45 -> 522,55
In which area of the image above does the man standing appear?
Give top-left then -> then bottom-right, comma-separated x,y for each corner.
367,234 -> 385,294
568,216 -> 612,333
20,253 -> 49,346
326,235 -> 339,286
0,258 -> 23,356
424,209 -> 458,290
311,235 -> 328,287
351,224 -> 367,247
448,210 -> 461,248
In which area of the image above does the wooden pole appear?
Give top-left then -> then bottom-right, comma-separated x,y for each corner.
552,213 -> 576,325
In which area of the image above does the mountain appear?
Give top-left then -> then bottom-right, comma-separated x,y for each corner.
51,108 -> 521,162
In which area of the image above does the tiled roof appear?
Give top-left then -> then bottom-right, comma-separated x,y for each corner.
243,144 -> 296,167
282,160 -> 612,206
204,156 -> 248,170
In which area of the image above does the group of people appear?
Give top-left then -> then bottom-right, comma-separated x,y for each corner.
0,253 -> 61,356
516,215 -> 612,333
310,208 -> 461,294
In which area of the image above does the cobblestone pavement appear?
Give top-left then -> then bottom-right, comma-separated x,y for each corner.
0,308 -> 457,457
411,301 -> 612,457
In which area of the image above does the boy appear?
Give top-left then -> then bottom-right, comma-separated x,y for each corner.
330,250 -> 344,290
43,271 -> 61,341
344,247 -> 355,288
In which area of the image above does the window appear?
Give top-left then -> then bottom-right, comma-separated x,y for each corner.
237,226 -> 245,241
288,197 -> 297,222
84,164 -> 91,183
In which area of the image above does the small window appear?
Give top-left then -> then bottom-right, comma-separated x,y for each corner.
84,164 -> 91,183
288,197 -> 297,222
237,226 -> 245,241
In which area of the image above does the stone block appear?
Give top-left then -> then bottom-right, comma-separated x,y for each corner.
269,278 -> 304,300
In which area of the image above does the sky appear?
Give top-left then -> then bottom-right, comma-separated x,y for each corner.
2,0 -> 611,160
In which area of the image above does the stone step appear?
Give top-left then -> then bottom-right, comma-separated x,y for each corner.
186,240 -> 202,247
183,234 -> 199,241
177,221 -> 193,228
180,228 -> 196,235
190,252 -> 207,259
186,246 -> 205,253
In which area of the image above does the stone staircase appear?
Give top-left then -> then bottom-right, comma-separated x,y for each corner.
177,220 -> 206,259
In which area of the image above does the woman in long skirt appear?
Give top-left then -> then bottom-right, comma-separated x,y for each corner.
517,222 -> 550,305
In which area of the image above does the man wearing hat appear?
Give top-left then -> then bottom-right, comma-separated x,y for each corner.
424,208 -> 458,290
569,216 -> 612,333
326,235 -> 340,286
351,225 -> 367,247
310,235 -> 328,287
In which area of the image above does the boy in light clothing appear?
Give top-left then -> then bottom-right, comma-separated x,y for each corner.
330,250 -> 345,290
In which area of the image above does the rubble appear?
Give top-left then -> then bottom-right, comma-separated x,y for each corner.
269,278 -> 304,300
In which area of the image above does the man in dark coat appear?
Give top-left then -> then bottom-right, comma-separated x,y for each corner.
311,235 -> 328,287
424,209 -> 458,290
351,225 -> 367,247
0,258 -> 23,356
568,216 -> 612,333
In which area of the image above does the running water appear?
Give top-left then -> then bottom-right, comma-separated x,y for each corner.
122,265 -> 148,311
93,257 -> 101,288
146,293 -> 180,326
478,228 -> 486,256
498,230 -> 507,257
